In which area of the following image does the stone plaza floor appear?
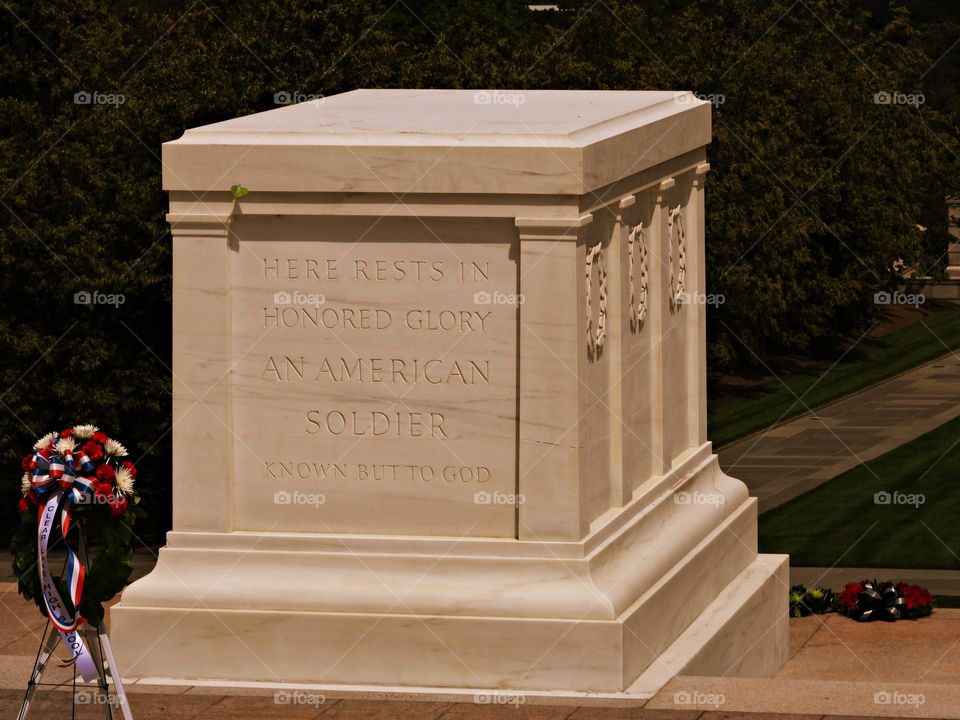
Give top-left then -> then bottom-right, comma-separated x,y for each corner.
3,580 -> 960,719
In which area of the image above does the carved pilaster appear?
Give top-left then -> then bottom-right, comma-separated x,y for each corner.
167,213 -> 234,532
648,179 -> 674,473
689,162 -> 710,445
514,214 -> 594,540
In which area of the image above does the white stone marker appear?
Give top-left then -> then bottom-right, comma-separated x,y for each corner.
111,89 -> 788,694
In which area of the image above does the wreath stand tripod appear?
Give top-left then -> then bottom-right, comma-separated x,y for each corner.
16,522 -> 134,720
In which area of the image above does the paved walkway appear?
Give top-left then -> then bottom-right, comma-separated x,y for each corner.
717,352 -> 960,513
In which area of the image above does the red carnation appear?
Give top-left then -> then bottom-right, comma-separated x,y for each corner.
27,492 -> 40,507
838,581 -> 863,611
96,464 -> 115,483
907,590 -> 922,610
92,431 -> 109,444
108,495 -> 129,516
82,441 -> 104,461
122,460 -> 137,478
21,454 -> 33,472
897,583 -> 933,611
94,480 -> 113,496
60,428 -> 73,438
17,498 -> 28,513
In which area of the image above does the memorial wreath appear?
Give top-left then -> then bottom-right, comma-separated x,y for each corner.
837,579 -> 934,621
10,425 -> 144,680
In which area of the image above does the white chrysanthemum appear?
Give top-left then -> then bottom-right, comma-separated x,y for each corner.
72,424 -> 98,439
104,439 -> 128,457
21,473 -> 31,496
114,466 -> 135,495
33,432 -> 56,451
54,436 -> 76,454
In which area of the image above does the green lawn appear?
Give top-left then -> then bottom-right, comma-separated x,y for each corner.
759,414 -> 960,569
708,302 -> 960,447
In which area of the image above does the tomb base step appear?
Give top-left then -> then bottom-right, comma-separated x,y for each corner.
110,552 -> 787,694
118,554 -> 788,700
627,553 -> 790,697
110,453 -> 785,692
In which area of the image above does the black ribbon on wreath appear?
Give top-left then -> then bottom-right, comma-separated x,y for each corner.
853,581 -> 906,622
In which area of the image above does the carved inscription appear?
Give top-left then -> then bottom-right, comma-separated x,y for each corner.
232,229 -> 518,537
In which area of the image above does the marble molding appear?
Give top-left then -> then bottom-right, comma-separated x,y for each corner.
111,89 -> 788,694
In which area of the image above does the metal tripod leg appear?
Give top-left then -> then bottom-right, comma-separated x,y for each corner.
96,622 -> 134,720
16,622 -> 60,720
82,622 -> 113,719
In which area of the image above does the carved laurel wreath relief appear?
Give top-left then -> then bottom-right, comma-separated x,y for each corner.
628,222 -> 648,329
667,204 -> 686,310
585,241 -> 607,351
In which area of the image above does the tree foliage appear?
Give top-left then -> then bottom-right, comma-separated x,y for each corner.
1,0 -> 957,542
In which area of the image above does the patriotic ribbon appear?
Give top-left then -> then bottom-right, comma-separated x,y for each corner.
31,447 -> 98,682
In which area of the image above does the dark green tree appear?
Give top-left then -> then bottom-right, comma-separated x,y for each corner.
1,0 -> 957,545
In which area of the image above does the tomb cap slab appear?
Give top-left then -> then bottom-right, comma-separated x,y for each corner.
163,88 -> 710,195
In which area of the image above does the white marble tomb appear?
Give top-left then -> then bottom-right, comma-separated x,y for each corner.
111,89 -> 788,694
